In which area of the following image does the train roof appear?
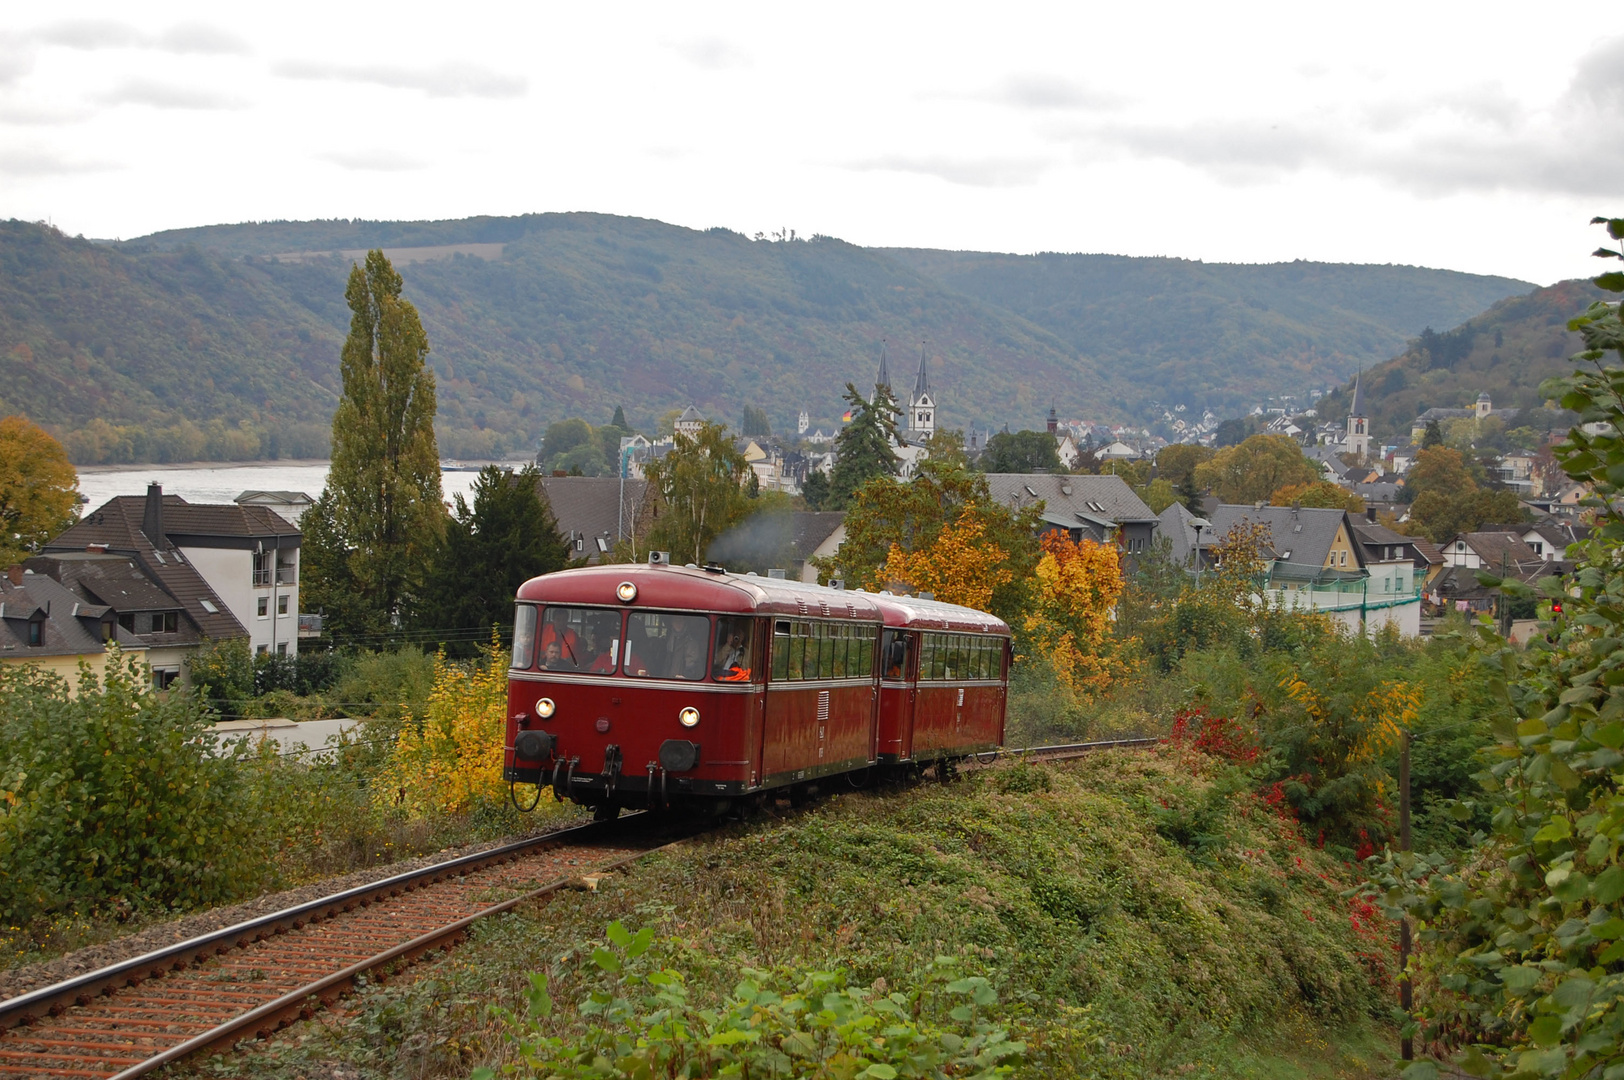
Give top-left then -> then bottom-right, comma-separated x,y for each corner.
862,591 -> 1011,636
516,563 -> 884,620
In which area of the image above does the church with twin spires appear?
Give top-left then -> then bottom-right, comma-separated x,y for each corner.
872,342 -> 936,478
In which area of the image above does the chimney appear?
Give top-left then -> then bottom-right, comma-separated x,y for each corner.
6,566 -> 20,586
142,483 -> 163,545
1366,507 -> 1377,523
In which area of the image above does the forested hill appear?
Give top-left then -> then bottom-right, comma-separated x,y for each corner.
1314,277 -> 1606,443
1,211 -> 1535,463
881,248 -> 1532,417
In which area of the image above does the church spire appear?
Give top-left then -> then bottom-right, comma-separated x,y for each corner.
912,341 -> 928,401
1350,371 -> 1366,418
875,341 -> 890,394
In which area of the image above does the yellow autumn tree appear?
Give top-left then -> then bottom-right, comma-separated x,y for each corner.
867,513 -> 1013,612
1022,532 -> 1131,695
1270,648 -> 1422,848
376,636 -> 548,818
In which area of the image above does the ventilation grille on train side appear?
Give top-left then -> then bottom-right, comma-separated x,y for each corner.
817,690 -> 830,722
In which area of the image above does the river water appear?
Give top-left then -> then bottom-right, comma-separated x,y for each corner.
76,461 -> 512,514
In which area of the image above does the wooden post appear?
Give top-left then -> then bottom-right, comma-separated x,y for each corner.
1400,730 -> 1413,1062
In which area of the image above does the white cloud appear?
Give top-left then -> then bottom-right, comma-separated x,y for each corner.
95,79 -> 246,111
27,19 -> 247,55
273,60 -> 527,99
0,145 -> 118,176
845,154 -> 1054,188
666,36 -> 751,70
318,150 -> 427,172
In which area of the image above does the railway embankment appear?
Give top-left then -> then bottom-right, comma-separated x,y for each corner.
173,748 -> 1400,1079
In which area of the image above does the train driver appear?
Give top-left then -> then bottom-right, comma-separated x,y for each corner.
539,609 -> 579,664
713,620 -> 751,681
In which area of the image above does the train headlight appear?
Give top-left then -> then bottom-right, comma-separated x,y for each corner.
616,581 -> 638,603
536,697 -> 556,719
679,706 -> 700,728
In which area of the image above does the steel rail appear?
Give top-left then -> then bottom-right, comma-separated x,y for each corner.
0,817 -> 618,1033
104,840 -> 679,1080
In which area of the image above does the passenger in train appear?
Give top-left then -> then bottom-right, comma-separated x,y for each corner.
539,609 -> 578,660
675,633 -> 707,680
541,638 -> 573,670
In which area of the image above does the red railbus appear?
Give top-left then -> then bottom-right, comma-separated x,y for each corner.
871,594 -> 1011,767
503,561 -> 1011,814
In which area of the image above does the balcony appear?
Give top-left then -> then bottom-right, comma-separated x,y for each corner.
252,567 -> 298,586
297,614 -> 323,638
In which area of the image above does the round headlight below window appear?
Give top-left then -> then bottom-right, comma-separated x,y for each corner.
536,697 -> 555,719
679,706 -> 700,728
616,581 -> 638,602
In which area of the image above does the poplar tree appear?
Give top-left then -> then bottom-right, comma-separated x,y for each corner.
307,251 -> 443,635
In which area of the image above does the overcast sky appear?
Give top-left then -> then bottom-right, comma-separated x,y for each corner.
2,2 -> 1618,284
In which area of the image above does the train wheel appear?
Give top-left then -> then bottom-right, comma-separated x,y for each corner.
594,802 -> 621,822
936,757 -> 960,784
845,767 -> 872,790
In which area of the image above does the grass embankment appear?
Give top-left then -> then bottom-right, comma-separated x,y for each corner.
180,750 -> 1400,1080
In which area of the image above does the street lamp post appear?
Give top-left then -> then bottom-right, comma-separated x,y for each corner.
1190,517 -> 1210,585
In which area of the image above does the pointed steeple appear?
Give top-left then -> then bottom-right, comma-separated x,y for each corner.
1349,372 -> 1366,418
875,342 -> 890,394
1047,401 -> 1058,435
912,341 -> 929,402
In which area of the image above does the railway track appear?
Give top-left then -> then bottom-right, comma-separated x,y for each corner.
0,737 -> 1155,1078
0,817 -> 690,1079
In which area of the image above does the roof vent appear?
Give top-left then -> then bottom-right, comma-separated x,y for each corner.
1024,485 -> 1037,497
648,551 -> 671,566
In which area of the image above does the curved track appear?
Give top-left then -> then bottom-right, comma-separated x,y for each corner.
0,817 -> 687,1078
0,737 -> 1156,1078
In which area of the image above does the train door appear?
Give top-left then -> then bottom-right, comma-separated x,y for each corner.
876,629 -> 915,761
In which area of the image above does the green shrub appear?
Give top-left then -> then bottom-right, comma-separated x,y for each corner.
0,652 -> 272,923
479,923 -> 1023,1080
328,646 -> 436,718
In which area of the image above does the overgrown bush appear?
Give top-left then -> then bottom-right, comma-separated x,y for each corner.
0,652 -> 271,923
479,924 -> 1023,1079
328,645 -> 436,718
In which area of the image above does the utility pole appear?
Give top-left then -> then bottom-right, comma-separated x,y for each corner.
1399,730 -> 1413,1062
1500,552 -> 1512,639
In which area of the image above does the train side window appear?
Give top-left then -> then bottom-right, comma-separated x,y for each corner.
786,625 -> 805,679
931,635 -> 949,680
511,604 -> 538,670
977,639 -> 991,680
830,625 -> 847,678
772,621 -> 790,681
713,616 -> 753,682
818,625 -> 835,679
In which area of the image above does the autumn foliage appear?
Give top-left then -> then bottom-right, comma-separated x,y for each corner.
1021,532 -> 1130,696
868,512 -> 1013,612
376,637 -> 549,819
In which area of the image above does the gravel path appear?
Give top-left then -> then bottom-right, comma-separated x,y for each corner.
0,817 -> 587,1003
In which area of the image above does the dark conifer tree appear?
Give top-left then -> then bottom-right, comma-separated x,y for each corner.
413,465 -> 569,654
826,383 -> 899,510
